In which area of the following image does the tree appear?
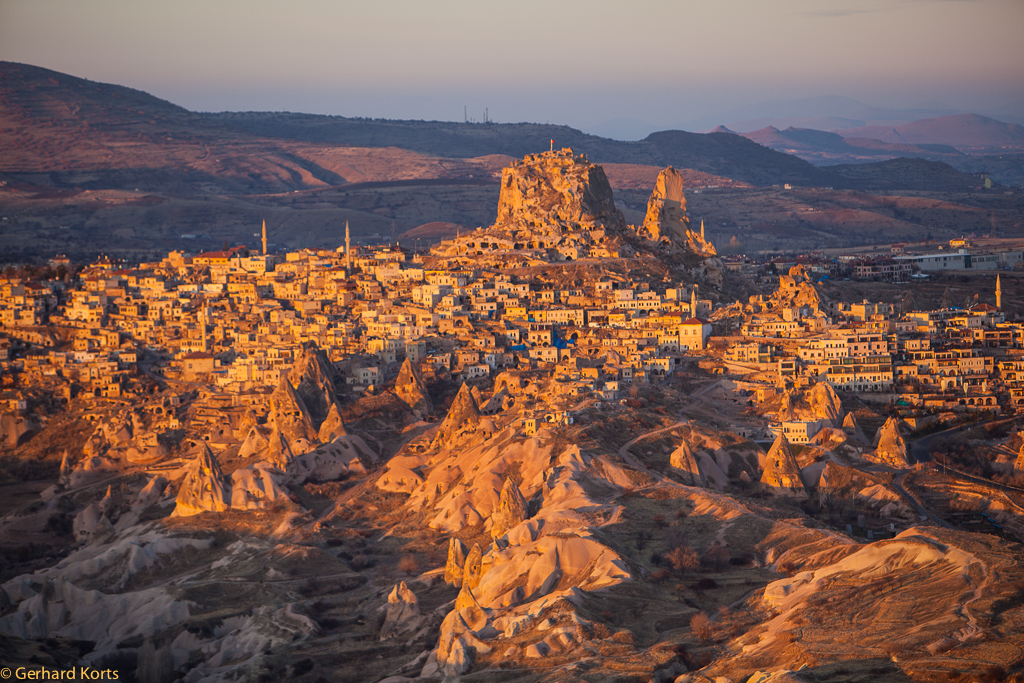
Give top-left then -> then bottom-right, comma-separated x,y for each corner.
690,612 -> 712,643
667,546 -> 699,573
702,546 -> 730,572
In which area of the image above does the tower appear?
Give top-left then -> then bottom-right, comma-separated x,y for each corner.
345,221 -> 351,271
261,219 -> 267,256
691,285 -> 698,317
996,274 -> 1002,310
199,304 -> 207,353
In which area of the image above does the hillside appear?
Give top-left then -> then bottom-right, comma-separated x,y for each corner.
741,126 -> 965,165
0,61 -> 1020,261
837,113 -> 1024,152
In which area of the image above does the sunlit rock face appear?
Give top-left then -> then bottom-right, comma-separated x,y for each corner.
394,357 -> 433,416
669,438 -> 704,486
433,382 -> 481,448
288,344 -> 340,430
843,412 -> 869,443
868,416 -> 911,469
494,148 -> 626,235
173,443 -> 230,517
640,166 -> 716,257
490,478 -> 528,540
760,432 -> 806,495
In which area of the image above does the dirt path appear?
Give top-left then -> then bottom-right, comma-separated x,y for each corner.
617,420 -> 689,471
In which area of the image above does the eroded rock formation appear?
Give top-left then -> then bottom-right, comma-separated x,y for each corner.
395,357 -> 433,416
639,167 -> 716,257
434,383 -> 481,447
174,443 -> 230,517
490,478 -> 528,540
760,433 -> 805,494
869,417 -> 910,469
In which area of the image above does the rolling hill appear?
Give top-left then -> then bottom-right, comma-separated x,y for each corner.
0,61 -> 1016,261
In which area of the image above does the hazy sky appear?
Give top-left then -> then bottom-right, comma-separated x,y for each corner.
2,0 -> 1022,136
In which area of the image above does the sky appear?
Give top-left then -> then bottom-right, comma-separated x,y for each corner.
2,0 -> 1023,138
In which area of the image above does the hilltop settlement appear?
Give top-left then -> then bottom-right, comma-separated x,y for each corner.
2,150 -> 1024,683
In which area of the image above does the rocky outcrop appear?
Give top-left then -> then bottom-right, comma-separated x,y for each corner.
229,464 -> 289,510
843,412 -> 869,443
444,538 -> 469,587
807,382 -> 843,426
772,265 -> 824,311
434,383 -> 481,447
463,543 -> 483,591
1,412 -> 40,448
239,425 -> 270,458
494,149 -> 626,235
1015,441 -> 1024,473
317,403 -> 347,443
639,167 -> 716,257
288,344 -> 340,430
395,358 -> 433,416
778,382 -> 843,426
379,581 -> 423,640
490,478 -> 528,540
124,432 -> 168,464
173,443 -> 229,516
267,375 -> 318,462
432,149 -> 635,262
761,433 -> 805,494
669,439 -> 704,486
868,417 -> 910,469
286,435 -> 372,483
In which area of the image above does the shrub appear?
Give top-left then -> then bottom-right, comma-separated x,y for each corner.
667,546 -> 699,573
702,546 -> 730,572
690,612 -> 712,642
398,554 -> 419,575
349,554 -> 370,570
652,568 -> 672,583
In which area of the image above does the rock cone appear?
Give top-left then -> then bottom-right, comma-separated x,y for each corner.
463,543 -> 483,591
379,581 -> 422,640
760,433 -> 805,493
491,478 -> 528,540
842,412 -> 869,443
434,383 -> 481,447
174,443 -> 229,516
807,382 -> 843,426
869,417 -> 910,469
395,357 -> 433,415
269,374 -> 318,446
640,167 -> 716,255
445,538 -> 469,587
669,439 -> 704,486
318,403 -> 347,443
288,344 -> 340,429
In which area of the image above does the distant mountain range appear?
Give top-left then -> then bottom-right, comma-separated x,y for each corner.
682,94 -> 1024,133
835,114 -> 1024,151
707,114 -> 1024,185
0,61 -> 1000,194
0,61 -> 1016,261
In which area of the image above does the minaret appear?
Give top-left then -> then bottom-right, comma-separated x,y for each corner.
199,304 -> 207,353
691,286 -> 698,318
345,220 -> 351,271
261,219 -> 267,256
996,274 -> 1002,310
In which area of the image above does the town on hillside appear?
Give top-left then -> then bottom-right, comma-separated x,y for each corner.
3,150 -> 1024,681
